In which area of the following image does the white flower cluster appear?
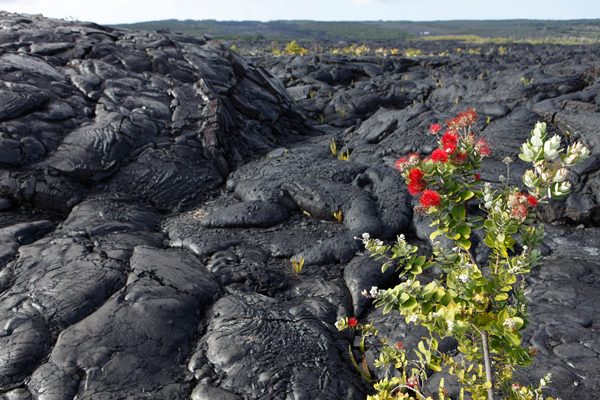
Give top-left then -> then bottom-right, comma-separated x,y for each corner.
361,286 -> 382,298
519,121 -> 590,200
482,183 -> 494,209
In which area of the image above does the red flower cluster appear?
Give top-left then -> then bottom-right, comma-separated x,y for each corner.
394,157 -> 408,170
441,131 -> 458,154
429,123 -> 442,135
526,194 -> 538,207
420,189 -> 442,208
475,138 -> 491,157
511,203 -> 528,221
508,192 -> 538,221
408,167 -> 426,195
447,108 -> 477,130
394,153 -> 420,171
431,148 -> 449,163
454,151 -> 468,163
348,317 -> 358,328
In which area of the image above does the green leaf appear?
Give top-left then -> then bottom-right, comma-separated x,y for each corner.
427,362 -> 442,372
430,230 -> 444,241
457,224 -> 471,238
461,190 -> 475,201
449,232 -> 461,240
383,302 -> 393,315
451,205 -> 466,221
401,298 -> 418,310
512,317 -> 525,330
414,255 -> 426,266
505,332 -> 522,347
494,293 -> 509,301
457,238 -> 471,250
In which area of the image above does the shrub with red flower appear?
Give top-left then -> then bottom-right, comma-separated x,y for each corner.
346,110 -> 590,400
348,317 -> 358,328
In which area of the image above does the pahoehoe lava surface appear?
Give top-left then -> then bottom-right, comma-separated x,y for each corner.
1,11 -> 600,400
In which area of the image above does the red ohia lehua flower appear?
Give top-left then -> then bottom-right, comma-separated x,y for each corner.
408,179 -> 426,195
348,317 -> 358,328
431,148 -> 449,163
394,157 -> 408,171
408,167 -> 424,182
453,151 -> 468,163
526,194 -> 538,207
429,123 -> 442,135
511,203 -> 528,221
441,131 -> 458,154
419,189 -> 442,208
407,167 -> 426,195
475,138 -> 491,156
448,108 -> 477,129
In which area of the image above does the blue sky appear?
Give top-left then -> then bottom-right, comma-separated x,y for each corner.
1,0 -> 598,24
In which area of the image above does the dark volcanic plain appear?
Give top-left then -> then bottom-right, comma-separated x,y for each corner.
0,11 -> 600,400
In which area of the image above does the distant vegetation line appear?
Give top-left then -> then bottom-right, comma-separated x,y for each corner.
113,19 -> 600,43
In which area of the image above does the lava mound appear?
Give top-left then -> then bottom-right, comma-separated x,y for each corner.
0,11 -> 309,213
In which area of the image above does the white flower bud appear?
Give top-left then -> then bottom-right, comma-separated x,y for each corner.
549,181 -> 572,199
533,122 -> 546,137
523,169 -> 536,188
520,143 -> 535,162
553,168 -> 568,183
543,135 -> 562,161
531,135 -> 543,148
579,144 -> 590,159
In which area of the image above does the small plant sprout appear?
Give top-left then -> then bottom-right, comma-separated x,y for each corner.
338,149 -> 351,161
520,76 -> 533,86
330,138 -> 339,157
337,107 -> 348,119
339,109 -> 589,400
333,210 -> 344,223
291,257 -> 305,275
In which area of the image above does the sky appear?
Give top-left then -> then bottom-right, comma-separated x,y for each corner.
0,0 -> 598,25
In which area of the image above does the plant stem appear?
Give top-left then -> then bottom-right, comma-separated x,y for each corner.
481,331 -> 495,400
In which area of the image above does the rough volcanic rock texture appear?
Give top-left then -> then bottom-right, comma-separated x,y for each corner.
0,12 -> 308,213
2,11 -> 600,400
